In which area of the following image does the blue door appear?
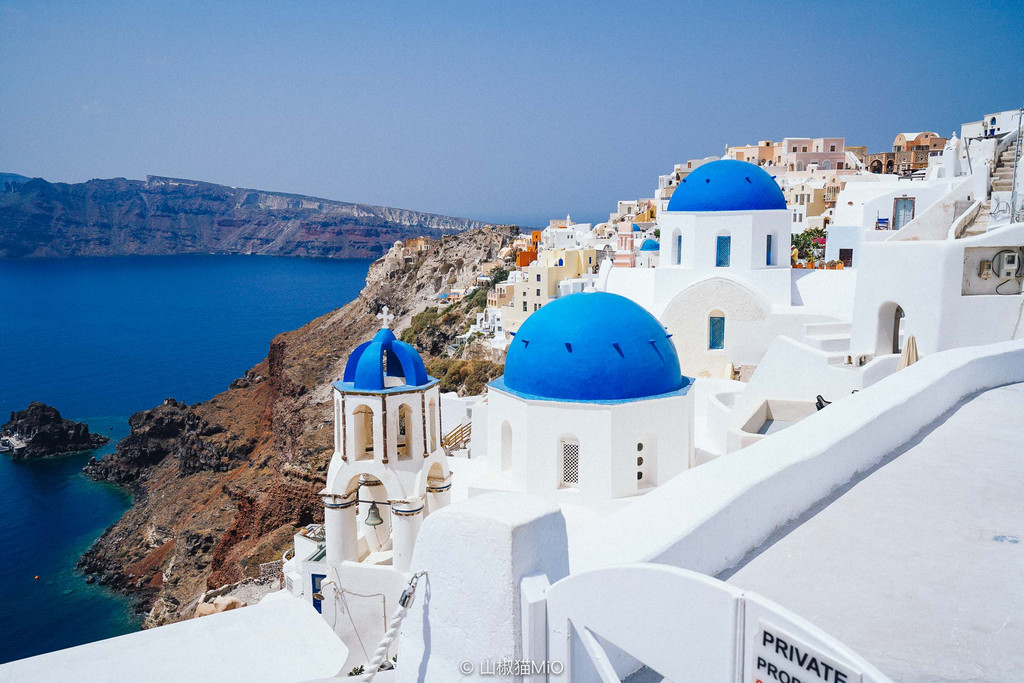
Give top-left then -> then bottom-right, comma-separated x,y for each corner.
311,573 -> 326,613
716,236 -> 731,267
709,316 -> 725,350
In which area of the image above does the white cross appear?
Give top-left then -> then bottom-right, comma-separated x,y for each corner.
377,305 -> 395,329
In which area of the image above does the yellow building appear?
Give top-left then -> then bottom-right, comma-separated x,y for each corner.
502,247 -> 599,332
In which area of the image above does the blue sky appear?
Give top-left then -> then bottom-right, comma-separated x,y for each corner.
1,1 -> 1022,226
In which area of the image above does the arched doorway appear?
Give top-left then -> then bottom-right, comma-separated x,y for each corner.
877,302 -> 906,355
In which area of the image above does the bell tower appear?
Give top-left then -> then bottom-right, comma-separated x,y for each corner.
320,306 -> 452,573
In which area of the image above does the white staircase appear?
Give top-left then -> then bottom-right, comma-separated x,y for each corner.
992,140 -> 1018,194
802,321 -> 852,354
961,198 -> 991,237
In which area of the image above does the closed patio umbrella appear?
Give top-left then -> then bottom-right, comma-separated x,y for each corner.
897,334 -> 919,370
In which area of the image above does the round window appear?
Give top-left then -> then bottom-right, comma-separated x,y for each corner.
637,456 -> 644,466
637,443 -> 644,452
637,472 -> 643,480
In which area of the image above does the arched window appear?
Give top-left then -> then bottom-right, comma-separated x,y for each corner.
396,404 -> 412,460
353,405 -> 374,461
500,421 -> 513,471
765,233 -> 774,266
674,232 -> 682,265
559,436 -> 580,489
428,398 -> 438,452
709,311 -> 725,350
715,234 -> 731,267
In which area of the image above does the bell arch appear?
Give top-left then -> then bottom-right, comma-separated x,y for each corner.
352,404 -> 375,461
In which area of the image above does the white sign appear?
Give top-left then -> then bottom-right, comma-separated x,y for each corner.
750,621 -> 862,683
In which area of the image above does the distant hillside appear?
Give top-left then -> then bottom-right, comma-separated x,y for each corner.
0,174 -> 495,258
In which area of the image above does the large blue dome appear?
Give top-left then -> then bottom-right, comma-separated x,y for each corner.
338,328 -> 433,392
498,292 -> 687,402
667,159 -> 786,212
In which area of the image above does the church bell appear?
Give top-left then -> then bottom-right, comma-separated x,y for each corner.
365,501 -> 384,527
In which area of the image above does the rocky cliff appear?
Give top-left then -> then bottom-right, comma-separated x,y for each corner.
3,402 -> 109,459
0,174 -> 494,259
79,225 -> 514,626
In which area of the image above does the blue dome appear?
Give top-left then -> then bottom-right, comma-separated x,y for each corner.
499,292 -> 687,401
640,239 -> 660,251
339,328 -> 433,392
667,159 -> 786,212
631,223 -> 642,232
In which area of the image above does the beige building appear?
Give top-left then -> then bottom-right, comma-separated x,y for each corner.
783,181 -> 828,231
726,140 -> 779,165
656,157 -> 720,201
487,280 -> 515,309
502,247 -> 599,332
892,132 -> 947,174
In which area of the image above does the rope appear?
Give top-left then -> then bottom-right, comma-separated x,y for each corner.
360,572 -> 426,682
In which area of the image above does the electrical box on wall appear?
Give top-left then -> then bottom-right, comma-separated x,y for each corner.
996,251 -> 1021,278
979,261 -> 993,280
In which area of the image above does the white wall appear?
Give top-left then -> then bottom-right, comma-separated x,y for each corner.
572,339 -> 1024,576
480,387 -> 693,503
849,224 -> 1024,357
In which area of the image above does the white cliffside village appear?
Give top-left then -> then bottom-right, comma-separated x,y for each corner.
6,105 -> 1024,683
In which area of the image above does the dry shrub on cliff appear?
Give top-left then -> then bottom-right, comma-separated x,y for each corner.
427,358 -> 504,396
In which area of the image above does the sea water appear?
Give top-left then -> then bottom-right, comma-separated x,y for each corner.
0,255 -> 371,662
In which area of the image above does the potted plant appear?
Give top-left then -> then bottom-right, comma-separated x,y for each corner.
836,261 -> 845,270
827,260 -> 837,270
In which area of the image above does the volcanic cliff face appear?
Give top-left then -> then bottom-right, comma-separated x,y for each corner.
0,174 -> 494,258
78,225 -> 516,626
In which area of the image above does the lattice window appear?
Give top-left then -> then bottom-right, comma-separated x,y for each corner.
561,441 -> 579,487
716,235 -> 731,267
709,316 -> 725,350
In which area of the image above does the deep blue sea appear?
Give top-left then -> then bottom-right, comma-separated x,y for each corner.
0,255 -> 371,663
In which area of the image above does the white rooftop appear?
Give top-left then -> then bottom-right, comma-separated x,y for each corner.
0,592 -> 348,683
725,382 -> 1024,681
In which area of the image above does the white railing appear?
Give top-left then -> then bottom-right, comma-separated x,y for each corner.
543,564 -> 892,682
948,199 -> 983,239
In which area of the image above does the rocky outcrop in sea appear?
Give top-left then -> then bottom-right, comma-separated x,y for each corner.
2,402 -> 109,459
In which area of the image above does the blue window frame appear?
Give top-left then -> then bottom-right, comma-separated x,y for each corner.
311,573 -> 326,613
675,234 -> 682,265
716,236 -> 731,267
766,234 -> 773,266
709,316 -> 725,350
